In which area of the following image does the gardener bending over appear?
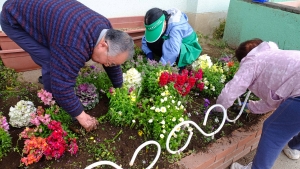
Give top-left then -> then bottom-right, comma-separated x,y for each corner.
1,0 -> 134,132
142,8 -> 202,71
215,38 -> 300,169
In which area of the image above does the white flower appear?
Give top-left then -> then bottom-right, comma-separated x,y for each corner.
162,125 -> 165,128
161,92 -> 166,96
180,105 -> 184,109
164,97 -> 167,101
177,101 -> 181,106
160,120 -> 165,125
150,106 -> 155,110
9,100 -> 36,128
179,117 -> 184,122
175,127 -> 181,132
167,105 -> 170,108
160,107 -> 167,113
192,54 -> 213,70
162,129 -> 166,133
210,85 -> 215,91
188,127 -> 193,132
223,66 -> 229,72
160,134 -> 164,139
171,100 -> 175,104
172,117 -> 176,122
160,98 -> 164,103
118,111 -> 122,116
155,108 -> 161,112
173,133 -> 178,138
215,117 -> 219,123
220,75 -> 226,83
164,85 -> 168,89
132,120 -> 136,123
148,119 -> 153,123
123,68 -> 142,88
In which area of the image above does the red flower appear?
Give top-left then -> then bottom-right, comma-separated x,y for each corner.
227,61 -> 234,67
159,72 -> 169,86
197,82 -> 205,91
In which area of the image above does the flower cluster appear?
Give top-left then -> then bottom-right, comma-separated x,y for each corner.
9,100 -> 36,128
220,55 -> 240,83
21,137 -> 48,166
191,54 -> 213,70
44,120 -> 68,160
20,117 -> 78,166
19,90 -> 78,166
75,83 -> 99,110
37,89 -> 55,106
123,68 -> 142,88
158,69 -> 204,96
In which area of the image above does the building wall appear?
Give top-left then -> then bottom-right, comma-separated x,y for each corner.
223,0 -> 300,50
0,0 -> 231,35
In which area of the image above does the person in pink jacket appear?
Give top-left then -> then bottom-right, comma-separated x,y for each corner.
216,39 -> 300,169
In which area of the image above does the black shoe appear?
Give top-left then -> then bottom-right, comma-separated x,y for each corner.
38,76 -> 43,84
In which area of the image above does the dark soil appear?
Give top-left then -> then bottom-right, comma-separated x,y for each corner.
0,38 -> 264,169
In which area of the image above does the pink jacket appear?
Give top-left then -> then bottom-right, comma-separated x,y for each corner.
216,42 -> 300,114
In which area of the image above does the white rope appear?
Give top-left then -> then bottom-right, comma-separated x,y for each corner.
85,140 -> 161,169
226,91 -> 251,123
166,104 -> 227,154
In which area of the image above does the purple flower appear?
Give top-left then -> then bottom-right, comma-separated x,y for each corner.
204,98 -> 210,108
219,55 -> 233,63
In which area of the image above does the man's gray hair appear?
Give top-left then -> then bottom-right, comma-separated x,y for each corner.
105,29 -> 134,60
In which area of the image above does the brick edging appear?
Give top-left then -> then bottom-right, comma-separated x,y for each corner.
175,114 -> 270,169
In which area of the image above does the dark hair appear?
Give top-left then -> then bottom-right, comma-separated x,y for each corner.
144,7 -> 169,25
235,38 -> 263,62
105,29 -> 134,60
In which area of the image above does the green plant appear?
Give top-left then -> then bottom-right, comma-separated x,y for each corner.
76,65 -> 112,93
86,130 -> 122,162
213,19 -> 226,39
0,128 -> 12,161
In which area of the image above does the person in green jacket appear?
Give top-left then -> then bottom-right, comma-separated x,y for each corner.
141,7 -> 202,71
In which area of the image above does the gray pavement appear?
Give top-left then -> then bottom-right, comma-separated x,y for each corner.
230,148 -> 300,169
19,69 -> 300,169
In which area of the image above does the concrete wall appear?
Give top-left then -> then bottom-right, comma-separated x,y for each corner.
223,0 -> 300,50
0,0 -> 231,35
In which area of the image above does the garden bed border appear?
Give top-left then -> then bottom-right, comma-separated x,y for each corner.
175,113 -> 270,169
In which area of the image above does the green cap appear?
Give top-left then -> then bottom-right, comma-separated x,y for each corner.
144,15 -> 165,43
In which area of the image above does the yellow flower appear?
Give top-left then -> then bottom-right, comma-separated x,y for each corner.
130,95 -> 136,102
138,130 -> 143,137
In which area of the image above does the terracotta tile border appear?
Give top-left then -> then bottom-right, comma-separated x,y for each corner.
175,113 -> 270,169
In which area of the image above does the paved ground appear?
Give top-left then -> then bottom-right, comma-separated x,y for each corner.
227,148 -> 300,169
20,69 -> 300,169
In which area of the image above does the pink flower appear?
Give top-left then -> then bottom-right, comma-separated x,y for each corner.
37,89 -> 55,106
0,116 -> 9,131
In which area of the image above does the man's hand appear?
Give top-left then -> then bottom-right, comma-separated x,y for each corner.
76,111 -> 99,132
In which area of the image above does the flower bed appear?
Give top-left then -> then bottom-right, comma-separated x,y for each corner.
0,45 -> 264,168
